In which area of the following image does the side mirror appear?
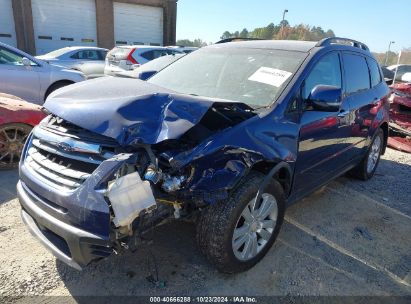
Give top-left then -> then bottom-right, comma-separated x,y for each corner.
138,70 -> 157,81
22,57 -> 31,67
401,72 -> 411,83
309,85 -> 342,112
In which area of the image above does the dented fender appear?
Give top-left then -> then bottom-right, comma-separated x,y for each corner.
169,114 -> 298,203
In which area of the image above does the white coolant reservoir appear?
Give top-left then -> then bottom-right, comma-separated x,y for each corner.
107,172 -> 157,227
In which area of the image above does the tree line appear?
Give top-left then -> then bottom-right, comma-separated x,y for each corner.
220,21 -> 335,41
373,48 -> 411,66
176,20 -> 335,47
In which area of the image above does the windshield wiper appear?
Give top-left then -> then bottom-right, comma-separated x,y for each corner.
249,104 -> 270,111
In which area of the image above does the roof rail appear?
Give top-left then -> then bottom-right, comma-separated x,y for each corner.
316,37 -> 370,51
215,37 -> 263,44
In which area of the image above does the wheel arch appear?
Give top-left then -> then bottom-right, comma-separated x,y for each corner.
251,161 -> 292,197
44,80 -> 75,101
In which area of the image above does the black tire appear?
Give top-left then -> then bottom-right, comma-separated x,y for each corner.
349,129 -> 384,181
45,81 -> 73,100
0,123 -> 32,170
196,171 -> 285,273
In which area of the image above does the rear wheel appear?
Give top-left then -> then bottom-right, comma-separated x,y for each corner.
0,123 -> 32,170
196,172 -> 285,273
349,129 -> 384,180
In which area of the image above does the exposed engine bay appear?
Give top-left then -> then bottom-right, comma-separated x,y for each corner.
38,97 -> 258,246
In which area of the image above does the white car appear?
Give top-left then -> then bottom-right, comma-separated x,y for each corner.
0,42 -> 86,104
113,53 -> 186,79
387,64 -> 411,81
104,45 -> 183,76
402,72 -> 411,82
36,47 -> 108,79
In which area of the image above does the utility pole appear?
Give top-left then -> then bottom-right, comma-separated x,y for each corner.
282,9 -> 289,28
281,9 -> 289,39
384,41 -> 395,66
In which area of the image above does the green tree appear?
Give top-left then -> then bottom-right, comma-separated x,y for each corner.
220,31 -> 233,40
176,39 -> 207,47
239,28 -> 249,38
221,22 -> 335,43
192,39 -> 208,47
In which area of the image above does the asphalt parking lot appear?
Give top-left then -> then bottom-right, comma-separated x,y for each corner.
0,148 -> 410,300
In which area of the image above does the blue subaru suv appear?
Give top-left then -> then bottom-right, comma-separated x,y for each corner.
17,37 -> 390,273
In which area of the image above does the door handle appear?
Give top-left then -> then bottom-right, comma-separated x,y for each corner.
337,110 -> 349,118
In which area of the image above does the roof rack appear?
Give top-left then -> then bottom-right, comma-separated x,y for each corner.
215,37 -> 263,44
316,37 -> 369,51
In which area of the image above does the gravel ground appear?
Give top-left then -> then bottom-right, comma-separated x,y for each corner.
0,148 -> 410,301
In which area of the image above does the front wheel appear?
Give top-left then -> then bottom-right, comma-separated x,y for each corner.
196,172 -> 285,273
0,123 -> 32,170
349,129 -> 384,180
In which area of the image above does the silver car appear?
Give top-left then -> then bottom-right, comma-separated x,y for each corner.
36,47 -> 108,79
0,42 -> 85,104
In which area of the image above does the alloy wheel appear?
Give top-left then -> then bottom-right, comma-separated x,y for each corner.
232,193 -> 278,261
367,135 -> 382,174
0,124 -> 31,170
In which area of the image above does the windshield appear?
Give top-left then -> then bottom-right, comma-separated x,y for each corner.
42,47 -> 71,58
148,47 -> 306,108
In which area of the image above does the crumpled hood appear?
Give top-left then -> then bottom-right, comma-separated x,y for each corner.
44,77 -> 224,145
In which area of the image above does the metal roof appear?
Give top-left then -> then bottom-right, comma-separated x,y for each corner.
209,40 -> 318,52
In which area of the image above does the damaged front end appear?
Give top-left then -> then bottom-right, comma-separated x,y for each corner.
388,83 -> 411,153
18,78 -> 294,269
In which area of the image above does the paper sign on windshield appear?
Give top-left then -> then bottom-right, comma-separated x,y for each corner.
248,67 -> 292,87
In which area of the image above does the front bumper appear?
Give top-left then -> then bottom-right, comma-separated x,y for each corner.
18,181 -> 112,270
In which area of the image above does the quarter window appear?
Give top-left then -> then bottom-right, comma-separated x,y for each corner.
367,58 -> 382,87
343,53 -> 370,94
302,52 -> 342,100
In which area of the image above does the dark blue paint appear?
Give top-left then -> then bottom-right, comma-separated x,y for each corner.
19,41 -> 390,267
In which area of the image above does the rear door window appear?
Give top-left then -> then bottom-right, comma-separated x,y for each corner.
367,58 -> 382,87
98,50 -> 108,60
343,53 -> 370,94
71,50 -> 100,60
141,50 -> 154,60
141,50 -> 168,61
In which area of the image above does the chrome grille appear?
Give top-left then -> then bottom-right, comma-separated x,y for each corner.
24,118 -> 117,191
26,146 -> 93,189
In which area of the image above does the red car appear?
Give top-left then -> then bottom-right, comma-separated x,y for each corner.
0,94 -> 46,169
388,83 -> 411,153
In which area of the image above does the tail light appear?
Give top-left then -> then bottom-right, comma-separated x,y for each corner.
126,48 -> 138,65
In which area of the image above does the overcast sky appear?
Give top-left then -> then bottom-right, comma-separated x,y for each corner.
177,0 -> 410,53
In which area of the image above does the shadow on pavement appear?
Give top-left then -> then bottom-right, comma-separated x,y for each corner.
0,169 -> 19,205
338,158 -> 411,217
